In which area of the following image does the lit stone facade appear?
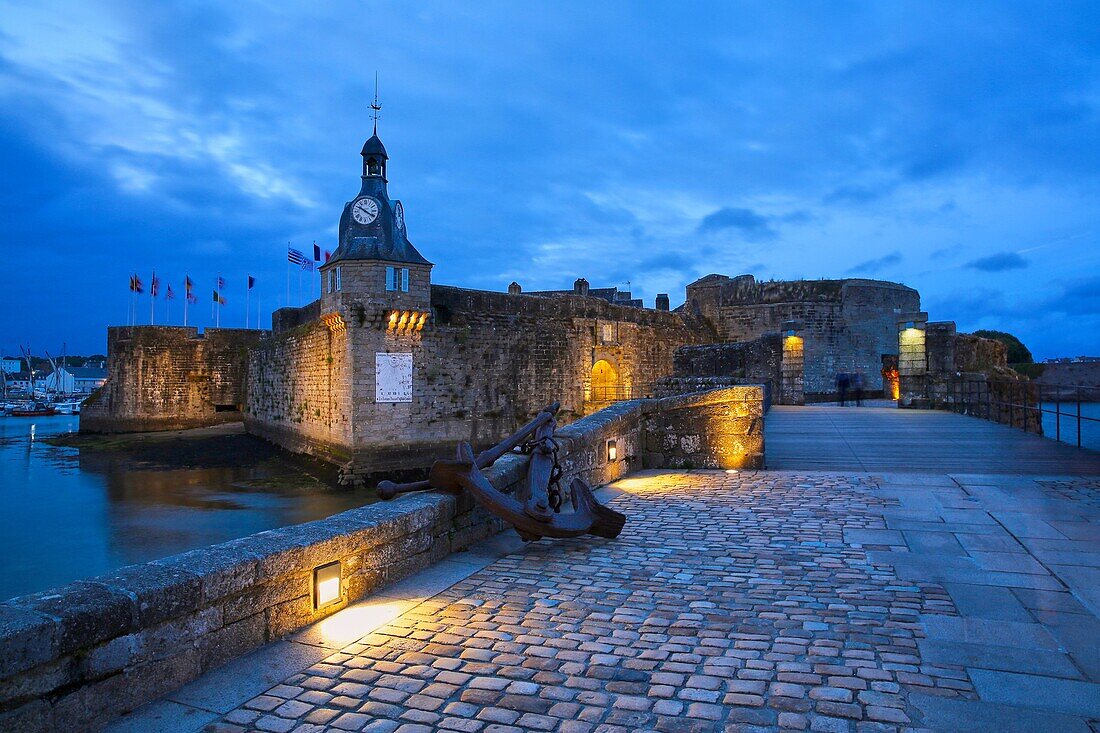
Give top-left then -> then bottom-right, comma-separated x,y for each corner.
83,128 -> 928,475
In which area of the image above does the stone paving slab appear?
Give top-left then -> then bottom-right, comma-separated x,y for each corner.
108,469 -> 1100,732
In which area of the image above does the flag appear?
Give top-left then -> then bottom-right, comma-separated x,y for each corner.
313,243 -> 321,261
130,274 -> 144,293
324,249 -> 331,262
301,259 -> 315,272
151,272 -> 160,297
248,275 -> 255,290
185,275 -> 194,294
217,275 -> 226,289
166,284 -> 175,300
213,290 -> 226,305
288,247 -> 306,265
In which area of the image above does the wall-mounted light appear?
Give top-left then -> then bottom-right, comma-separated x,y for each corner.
313,561 -> 342,610
607,439 -> 617,462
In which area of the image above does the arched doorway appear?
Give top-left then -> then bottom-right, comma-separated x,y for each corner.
590,359 -> 620,403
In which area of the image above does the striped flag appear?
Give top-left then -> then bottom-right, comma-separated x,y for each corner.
151,272 -> 160,297
301,259 -> 314,272
166,284 -> 175,300
213,290 -> 226,305
324,249 -> 331,262
185,276 -> 197,303
248,275 -> 256,290
313,242 -> 321,261
129,274 -> 144,293
217,275 -> 226,289
288,247 -> 306,265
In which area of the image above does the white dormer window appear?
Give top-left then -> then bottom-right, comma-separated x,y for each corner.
386,266 -> 410,292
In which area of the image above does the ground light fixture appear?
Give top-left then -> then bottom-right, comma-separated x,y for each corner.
313,561 -> 342,610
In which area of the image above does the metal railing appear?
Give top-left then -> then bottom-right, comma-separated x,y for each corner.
588,384 -> 657,402
944,378 -> 1098,449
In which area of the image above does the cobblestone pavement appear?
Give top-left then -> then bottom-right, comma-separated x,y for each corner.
200,470 -> 1100,733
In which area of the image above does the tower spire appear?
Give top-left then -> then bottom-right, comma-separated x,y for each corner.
370,72 -> 381,135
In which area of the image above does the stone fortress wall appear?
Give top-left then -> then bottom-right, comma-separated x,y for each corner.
684,274 -> 920,397
243,285 -> 707,482
81,326 -> 265,433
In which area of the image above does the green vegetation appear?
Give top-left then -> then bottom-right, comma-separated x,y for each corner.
973,330 -> 1033,364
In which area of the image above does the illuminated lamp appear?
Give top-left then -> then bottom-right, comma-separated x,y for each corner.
607,439 -> 617,462
398,311 -> 410,332
415,312 -> 428,331
387,311 -> 398,330
313,561 -> 342,610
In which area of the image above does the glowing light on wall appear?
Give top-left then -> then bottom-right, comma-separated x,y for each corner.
320,312 -> 346,333
313,561 -> 342,610
607,439 -> 617,462
386,310 -> 430,333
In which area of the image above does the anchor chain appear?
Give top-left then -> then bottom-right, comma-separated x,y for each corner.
516,435 -> 565,512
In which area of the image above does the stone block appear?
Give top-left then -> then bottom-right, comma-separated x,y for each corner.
91,562 -> 203,627
0,653 -> 79,706
130,606 -> 223,665
8,581 -> 134,656
0,699 -> 52,733
153,545 -> 262,604
198,614 -> 267,671
0,603 -> 60,679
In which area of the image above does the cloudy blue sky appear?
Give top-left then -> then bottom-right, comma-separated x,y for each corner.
1,1 -> 1098,358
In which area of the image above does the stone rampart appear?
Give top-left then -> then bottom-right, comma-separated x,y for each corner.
0,387 -> 763,732
245,284 -> 707,483
685,275 -> 919,397
80,327 -> 267,433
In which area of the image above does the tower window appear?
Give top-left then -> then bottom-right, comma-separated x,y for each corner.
386,266 -> 410,292
367,157 -> 381,176
335,266 -> 342,291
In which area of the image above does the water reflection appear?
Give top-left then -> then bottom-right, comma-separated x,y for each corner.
0,416 -> 376,599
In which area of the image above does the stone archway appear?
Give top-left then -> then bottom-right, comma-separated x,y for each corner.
589,359 -> 620,403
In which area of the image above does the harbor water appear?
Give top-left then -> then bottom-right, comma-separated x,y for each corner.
0,416 -> 376,600
1040,401 -> 1100,452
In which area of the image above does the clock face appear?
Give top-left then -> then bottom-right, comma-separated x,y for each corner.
351,197 -> 379,225
393,201 -> 405,233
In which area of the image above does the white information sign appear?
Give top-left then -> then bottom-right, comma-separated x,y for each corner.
375,352 -> 413,403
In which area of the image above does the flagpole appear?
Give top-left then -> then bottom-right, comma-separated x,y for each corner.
298,267 -> 302,307
184,279 -> 189,327
150,268 -> 155,325
286,242 -> 291,308
246,278 -> 250,329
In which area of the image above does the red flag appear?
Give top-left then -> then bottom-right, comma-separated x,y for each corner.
324,249 -> 331,262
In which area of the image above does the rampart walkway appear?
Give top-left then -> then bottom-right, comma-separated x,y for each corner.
765,404 -> 1100,474
109,468 -> 1100,733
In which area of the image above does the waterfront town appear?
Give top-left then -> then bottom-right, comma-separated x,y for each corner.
1,3 -> 1099,733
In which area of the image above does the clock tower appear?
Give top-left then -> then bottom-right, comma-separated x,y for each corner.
318,122 -> 432,323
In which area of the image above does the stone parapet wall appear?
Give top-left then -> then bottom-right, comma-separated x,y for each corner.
81,327 -> 266,434
670,335 -> 794,405
0,387 -> 763,731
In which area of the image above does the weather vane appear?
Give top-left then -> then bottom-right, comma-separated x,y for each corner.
371,72 -> 382,134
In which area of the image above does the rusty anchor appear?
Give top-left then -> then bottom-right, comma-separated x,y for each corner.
376,402 -> 626,541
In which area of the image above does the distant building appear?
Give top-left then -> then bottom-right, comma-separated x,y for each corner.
528,279 -> 646,308
1,358 -> 20,374
38,367 -> 108,394
6,372 -> 33,392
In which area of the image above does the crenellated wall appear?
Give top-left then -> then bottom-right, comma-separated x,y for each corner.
81,327 -> 266,433
243,285 -> 706,484
685,275 -> 919,397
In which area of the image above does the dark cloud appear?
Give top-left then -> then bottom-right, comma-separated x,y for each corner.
846,252 -> 903,275
0,1 -> 1097,359
966,252 -> 1029,272
697,207 -> 775,239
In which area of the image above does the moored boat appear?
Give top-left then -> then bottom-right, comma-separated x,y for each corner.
9,402 -> 57,417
